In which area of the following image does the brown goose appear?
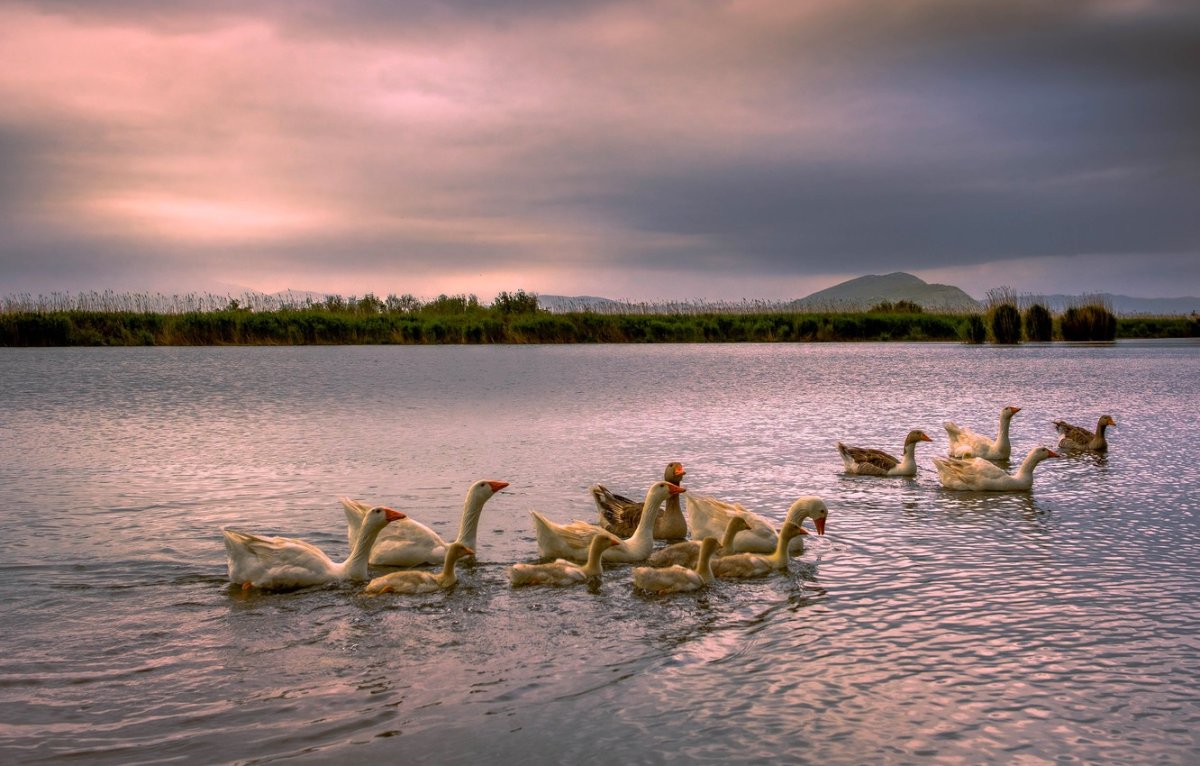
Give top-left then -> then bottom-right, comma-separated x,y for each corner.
1054,415 -> 1116,452
592,462 -> 687,539
837,429 -> 932,476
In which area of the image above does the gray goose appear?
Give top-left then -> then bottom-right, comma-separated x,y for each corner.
837,429 -> 932,476
592,462 -> 687,539
1053,415 -> 1116,452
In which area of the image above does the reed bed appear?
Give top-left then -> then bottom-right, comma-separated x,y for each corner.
0,290 -> 1193,346
1022,304 -> 1054,342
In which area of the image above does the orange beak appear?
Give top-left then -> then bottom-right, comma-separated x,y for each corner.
1046,450 -> 1059,458
676,466 -> 686,477
1010,407 -> 1022,414
487,481 -> 510,493
668,484 -> 687,495
920,433 -> 932,442
384,508 -> 406,522
814,517 -> 826,536
462,546 -> 476,556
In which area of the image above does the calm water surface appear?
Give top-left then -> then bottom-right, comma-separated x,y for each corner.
1,342 -> 1198,764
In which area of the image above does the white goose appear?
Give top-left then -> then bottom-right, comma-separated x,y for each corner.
713,521 -> 806,578
632,537 -> 719,594
342,479 -> 508,566
363,542 -> 475,595
647,515 -> 750,568
837,429 -> 933,476
509,533 -> 620,586
933,446 -> 1058,491
944,406 -> 1021,460
688,494 -> 826,554
222,506 -> 404,590
530,481 -> 684,563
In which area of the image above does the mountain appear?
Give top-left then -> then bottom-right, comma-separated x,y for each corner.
537,277 -> 1198,315
789,273 -> 982,312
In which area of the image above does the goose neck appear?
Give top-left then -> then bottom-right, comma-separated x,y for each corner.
631,492 -> 664,543
696,544 -> 717,584
1016,452 -> 1043,478
438,554 -> 460,587
719,523 -> 743,550
581,540 -> 607,577
454,494 -> 488,549
345,522 -> 386,579
768,530 -> 795,569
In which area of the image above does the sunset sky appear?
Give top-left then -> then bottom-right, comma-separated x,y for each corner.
1,0 -> 1197,302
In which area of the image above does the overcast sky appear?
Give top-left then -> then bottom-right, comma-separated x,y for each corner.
1,0 -> 1197,302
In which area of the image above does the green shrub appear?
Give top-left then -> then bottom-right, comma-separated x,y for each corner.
987,303 -> 1021,344
1022,304 -> 1053,342
1061,304 -> 1117,341
961,315 -> 986,344
868,300 -> 924,314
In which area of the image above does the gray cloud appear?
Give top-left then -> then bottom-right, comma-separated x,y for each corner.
1,0 -> 1197,299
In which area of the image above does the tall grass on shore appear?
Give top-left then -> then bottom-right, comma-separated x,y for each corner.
1060,296 -> 1118,341
1,290 -> 1193,346
960,314 -> 987,344
1023,304 -> 1054,342
0,289 -> 971,346
985,287 -> 1021,344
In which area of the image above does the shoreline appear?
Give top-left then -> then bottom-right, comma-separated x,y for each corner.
1,308 -> 1195,346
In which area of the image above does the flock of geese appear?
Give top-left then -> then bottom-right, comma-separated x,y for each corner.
221,409 -> 1115,595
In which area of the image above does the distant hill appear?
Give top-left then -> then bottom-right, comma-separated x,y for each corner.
789,273 -> 982,312
538,277 -> 1198,316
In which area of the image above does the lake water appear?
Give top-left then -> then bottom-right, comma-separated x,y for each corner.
1,342 -> 1198,765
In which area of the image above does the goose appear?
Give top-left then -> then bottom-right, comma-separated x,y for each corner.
712,521 -> 806,578
531,481 -> 684,563
944,406 -> 1020,460
837,430 -> 932,477
688,494 -> 826,554
509,533 -> 620,586
592,462 -> 688,539
222,506 -> 405,590
363,542 -> 475,595
647,515 -> 750,568
342,479 -> 509,566
632,537 -> 719,594
933,446 -> 1058,491
1053,415 -> 1116,452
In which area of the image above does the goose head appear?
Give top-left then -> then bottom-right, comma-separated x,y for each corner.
1024,446 -> 1060,468
663,462 -> 686,486
1098,415 -> 1116,430
645,480 -> 687,506
720,515 -> 752,548
446,542 -> 476,565
467,479 -> 510,504
785,496 -> 828,536
363,506 -> 406,533
905,430 -> 933,447
1002,406 -> 1021,420
588,532 -> 621,555
778,521 -> 805,543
